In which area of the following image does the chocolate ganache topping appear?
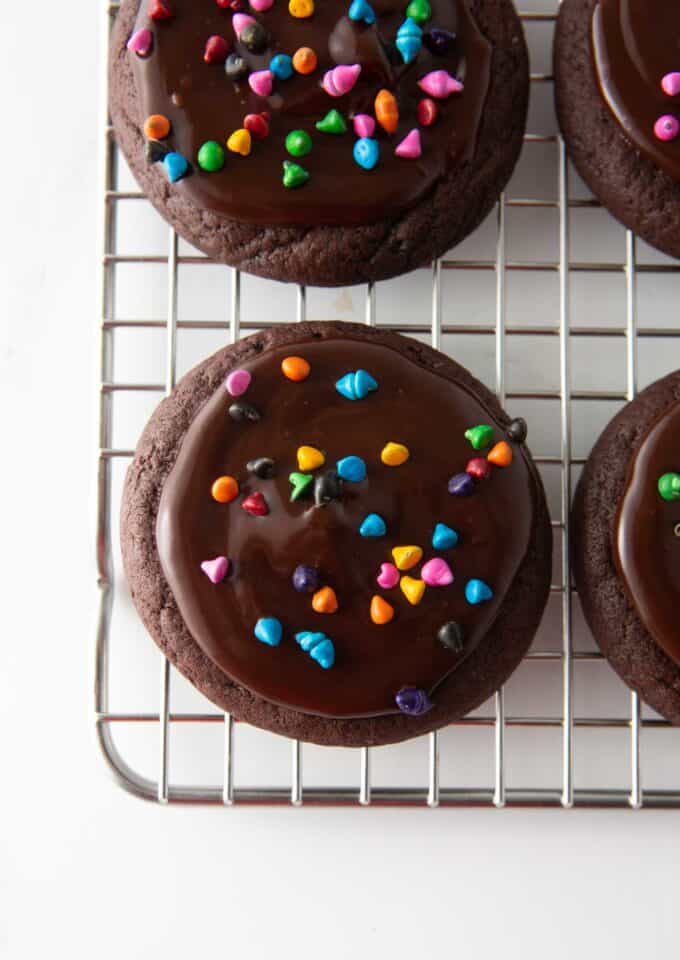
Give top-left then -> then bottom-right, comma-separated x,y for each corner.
614,399 -> 680,667
592,0 -> 680,182
128,0 -> 491,226
156,334 -> 536,719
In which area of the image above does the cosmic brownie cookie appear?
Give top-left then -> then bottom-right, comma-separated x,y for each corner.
121,321 -> 551,746
109,0 -> 529,286
573,371 -> 680,722
555,0 -> 680,259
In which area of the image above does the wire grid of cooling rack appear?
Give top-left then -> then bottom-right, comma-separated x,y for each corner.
95,0 -> 680,807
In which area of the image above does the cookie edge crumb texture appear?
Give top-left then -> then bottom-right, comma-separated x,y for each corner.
120,320 -> 552,747
109,0 -> 529,287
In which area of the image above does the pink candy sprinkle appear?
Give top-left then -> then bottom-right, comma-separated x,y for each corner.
421,558 -> 454,587
249,69 -> 274,97
250,0 -> 274,9
232,12 -> 257,35
323,64 -> 361,97
225,368 -> 252,396
377,562 -> 400,589
395,128 -> 422,159
661,72 -> 680,97
654,114 -> 680,142
353,114 -> 375,138
201,556 -> 230,584
127,28 -> 153,57
417,70 -> 463,99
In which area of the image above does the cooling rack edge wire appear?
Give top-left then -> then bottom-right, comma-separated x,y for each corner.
94,0 -> 680,808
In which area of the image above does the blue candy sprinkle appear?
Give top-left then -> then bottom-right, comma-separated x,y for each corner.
335,369 -> 378,400
254,616 -> 283,646
348,0 -> 376,23
353,137 -> 380,171
295,630 -> 336,669
164,151 -> 190,183
359,513 -> 386,538
448,472 -> 475,497
465,579 -> 493,605
432,522 -> 459,550
396,17 -> 422,63
353,369 -> 378,398
270,53 -> 294,80
336,455 -> 367,482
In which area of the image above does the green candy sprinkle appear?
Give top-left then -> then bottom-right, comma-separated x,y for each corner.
406,0 -> 431,24
282,160 -> 310,189
197,140 -> 226,172
289,471 -> 314,501
285,129 -> 313,157
464,424 -> 494,450
658,472 -> 680,502
315,109 -> 347,135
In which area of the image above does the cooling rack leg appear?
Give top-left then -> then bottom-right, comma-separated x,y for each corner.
230,268 -> 241,344
291,740 -> 303,806
365,282 -> 376,326
222,713 -> 235,806
359,748 -> 371,805
427,731 -> 440,808
296,286 -> 306,324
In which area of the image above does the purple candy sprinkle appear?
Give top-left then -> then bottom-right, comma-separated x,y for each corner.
292,564 -> 321,594
395,686 -> 433,717
448,472 -> 475,496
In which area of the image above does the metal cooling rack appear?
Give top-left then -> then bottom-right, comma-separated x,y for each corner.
95,0 -> 680,807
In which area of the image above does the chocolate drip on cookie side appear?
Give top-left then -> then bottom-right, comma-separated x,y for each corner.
614,400 -> 680,666
156,336 -> 536,719
592,0 -> 680,182
129,0 -> 491,226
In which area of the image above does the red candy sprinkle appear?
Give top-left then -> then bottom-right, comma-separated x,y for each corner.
417,98 -> 439,127
204,35 -> 230,64
466,457 -> 491,481
241,491 -> 269,516
149,0 -> 174,19
215,0 -> 242,6
244,113 -> 270,140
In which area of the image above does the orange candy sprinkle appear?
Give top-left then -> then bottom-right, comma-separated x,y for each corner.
281,356 -> 311,381
487,441 -> 513,468
312,586 -> 338,614
293,46 -> 317,74
374,89 -> 399,134
370,595 -> 394,625
144,114 -> 171,140
211,475 -> 239,503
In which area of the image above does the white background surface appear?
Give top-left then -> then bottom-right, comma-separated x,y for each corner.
2,1 -> 680,958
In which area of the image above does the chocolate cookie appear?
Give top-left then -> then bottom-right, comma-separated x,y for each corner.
572,371 -> 680,723
555,0 -> 680,260
109,0 -> 529,287
121,321 -> 552,746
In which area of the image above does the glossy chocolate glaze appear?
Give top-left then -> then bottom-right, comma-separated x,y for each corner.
614,400 -> 680,666
130,0 -> 491,225
156,335 -> 535,718
592,0 -> 680,182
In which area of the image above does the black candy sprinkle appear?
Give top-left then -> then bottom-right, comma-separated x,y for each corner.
225,53 -> 249,80
423,28 -> 456,56
437,621 -> 466,654
229,401 -> 261,422
145,139 -> 171,164
239,22 -> 268,53
314,470 -> 343,506
506,417 -> 528,444
247,457 -> 276,479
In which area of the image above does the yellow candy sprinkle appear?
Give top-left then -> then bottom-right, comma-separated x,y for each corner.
381,441 -> 410,466
400,576 -> 426,606
392,545 -> 423,571
289,0 -> 314,16
227,128 -> 252,156
297,445 -> 325,471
